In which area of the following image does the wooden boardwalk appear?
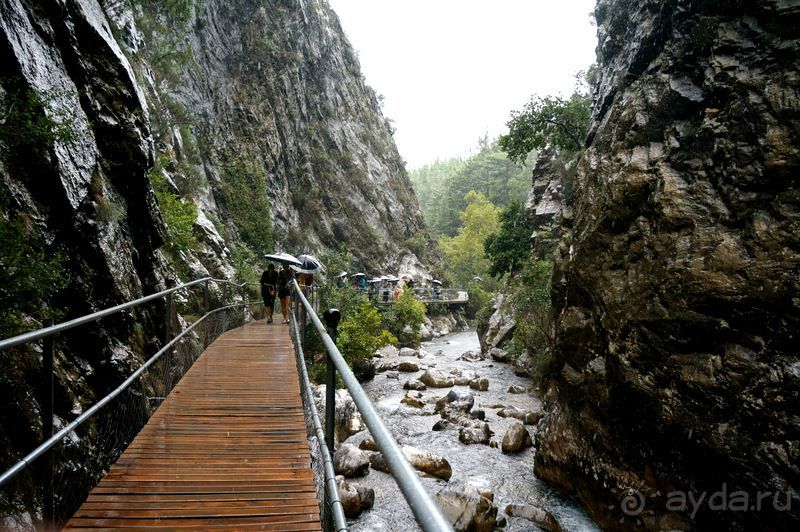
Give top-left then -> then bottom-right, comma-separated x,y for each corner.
65,320 -> 321,530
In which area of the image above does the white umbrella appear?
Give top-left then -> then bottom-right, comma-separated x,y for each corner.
337,271 -> 348,278
264,252 -> 301,266
290,254 -> 324,274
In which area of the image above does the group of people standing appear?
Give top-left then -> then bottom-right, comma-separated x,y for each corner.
259,263 -> 294,324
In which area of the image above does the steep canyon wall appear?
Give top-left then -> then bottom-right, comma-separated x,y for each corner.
534,1 -> 800,530
0,0 -> 433,512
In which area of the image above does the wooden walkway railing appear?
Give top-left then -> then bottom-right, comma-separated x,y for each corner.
64,320 -> 321,530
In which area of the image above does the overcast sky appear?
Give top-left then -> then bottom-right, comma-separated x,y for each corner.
326,0 -> 598,168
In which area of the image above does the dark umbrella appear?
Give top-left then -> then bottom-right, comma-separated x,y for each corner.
291,253 -> 323,274
264,252 -> 301,266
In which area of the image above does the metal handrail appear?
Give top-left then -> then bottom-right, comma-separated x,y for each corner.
291,280 -> 454,532
0,299 -> 258,488
0,277 -> 248,351
289,315 -> 347,532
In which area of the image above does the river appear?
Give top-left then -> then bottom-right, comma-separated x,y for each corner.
347,329 -> 599,531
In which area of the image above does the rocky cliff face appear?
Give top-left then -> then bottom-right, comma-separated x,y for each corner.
535,1 -> 800,530
0,0 -> 434,518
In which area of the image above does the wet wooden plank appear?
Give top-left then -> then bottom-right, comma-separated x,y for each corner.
65,321 -> 321,530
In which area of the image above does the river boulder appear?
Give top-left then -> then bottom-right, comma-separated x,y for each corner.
420,369 -> 455,388
458,423 -> 493,446
403,378 -> 427,391
401,392 -> 424,408
505,503 -> 562,532
497,406 -> 542,425
369,446 -> 452,481
507,384 -> 527,394
397,360 -> 420,372
501,422 -> 533,454
358,438 -> 379,452
489,348 -> 510,362
336,476 -> 375,518
436,390 -> 474,414
375,345 -> 399,358
314,386 -> 365,445
457,350 -> 483,362
399,347 -> 418,357
333,443 -> 370,478
469,377 -> 489,391
435,482 -> 497,532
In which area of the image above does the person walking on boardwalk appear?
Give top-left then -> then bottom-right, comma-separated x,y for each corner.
260,263 -> 279,324
278,262 -> 294,324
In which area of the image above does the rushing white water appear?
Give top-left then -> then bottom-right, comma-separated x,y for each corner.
347,330 -> 599,531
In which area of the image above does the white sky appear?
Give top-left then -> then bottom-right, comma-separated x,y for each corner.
327,0 -> 598,168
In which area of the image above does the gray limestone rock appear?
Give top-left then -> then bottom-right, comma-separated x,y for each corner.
501,422 -> 533,454
420,369 -> 455,388
505,503 -> 561,532
336,476 -> 375,518
435,481 -> 497,532
333,443 -> 371,478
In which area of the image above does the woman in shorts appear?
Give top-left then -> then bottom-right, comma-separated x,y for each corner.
278,263 -> 294,324
260,263 -> 278,323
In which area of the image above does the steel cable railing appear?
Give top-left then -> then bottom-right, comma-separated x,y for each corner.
290,279 -> 454,532
0,277 -> 261,529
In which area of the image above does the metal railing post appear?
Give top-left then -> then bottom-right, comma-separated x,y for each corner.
321,309 -> 340,457
42,320 -> 54,527
321,308 -> 340,532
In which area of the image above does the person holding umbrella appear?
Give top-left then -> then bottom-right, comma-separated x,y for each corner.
278,262 -> 295,324
260,263 -> 279,324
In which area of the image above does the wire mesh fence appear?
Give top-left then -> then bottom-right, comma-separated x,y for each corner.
0,280 -> 262,530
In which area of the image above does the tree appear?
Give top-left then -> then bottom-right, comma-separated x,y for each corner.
485,199 -> 534,278
337,300 -> 396,380
382,289 -> 427,347
439,191 -> 500,287
499,92 -> 591,164
410,138 -> 530,237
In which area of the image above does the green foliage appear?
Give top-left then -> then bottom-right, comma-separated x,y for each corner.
0,80 -> 80,155
134,0 -> 198,89
466,282 -> 492,321
484,199 -> 534,278
499,92 -> 591,164
229,243 -> 259,285
410,137 -> 531,237
381,289 -> 426,347
439,191 -> 500,288
336,301 -> 396,378
219,156 -> 273,254
508,260 -> 554,376
0,189 -> 69,338
149,155 -> 198,254
90,172 -> 125,224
